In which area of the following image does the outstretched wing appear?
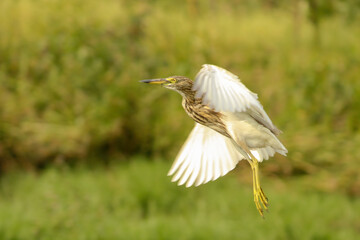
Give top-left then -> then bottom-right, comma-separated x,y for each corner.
193,64 -> 280,135
168,123 -> 244,187
168,123 -> 280,187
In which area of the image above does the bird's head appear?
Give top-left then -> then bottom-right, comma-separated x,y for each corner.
140,76 -> 193,97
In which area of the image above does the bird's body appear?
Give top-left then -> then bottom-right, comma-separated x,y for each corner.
140,64 -> 287,216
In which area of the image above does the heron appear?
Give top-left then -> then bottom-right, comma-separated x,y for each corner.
140,64 -> 287,216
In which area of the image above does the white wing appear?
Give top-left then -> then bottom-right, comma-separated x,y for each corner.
168,123 -> 280,187
168,123 -> 244,187
193,64 -> 279,134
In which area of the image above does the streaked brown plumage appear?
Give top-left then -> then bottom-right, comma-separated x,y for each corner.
162,76 -> 229,137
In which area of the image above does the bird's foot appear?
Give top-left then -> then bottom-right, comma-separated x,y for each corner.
253,185 -> 268,217
254,186 -> 269,217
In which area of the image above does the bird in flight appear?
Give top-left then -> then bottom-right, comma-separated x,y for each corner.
140,64 -> 287,216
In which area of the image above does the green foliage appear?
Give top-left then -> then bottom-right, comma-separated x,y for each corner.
0,0 -> 360,194
0,159 -> 359,240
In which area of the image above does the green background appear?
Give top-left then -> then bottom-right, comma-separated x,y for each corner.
0,0 -> 360,239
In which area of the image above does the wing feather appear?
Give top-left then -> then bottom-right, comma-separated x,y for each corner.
195,149 -> 207,186
168,123 -> 243,187
250,146 -> 282,162
193,64 -> 279,134
204,138 -> 214,184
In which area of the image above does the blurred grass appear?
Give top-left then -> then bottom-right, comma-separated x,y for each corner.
0,158 -> 359,240
0,0 -> 360,195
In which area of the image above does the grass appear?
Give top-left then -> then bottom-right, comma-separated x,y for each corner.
0,158 -> 359,240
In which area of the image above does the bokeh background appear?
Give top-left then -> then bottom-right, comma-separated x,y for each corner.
1,0 -> 360,239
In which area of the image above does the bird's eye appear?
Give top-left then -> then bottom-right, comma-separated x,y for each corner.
166,77 -> 176,83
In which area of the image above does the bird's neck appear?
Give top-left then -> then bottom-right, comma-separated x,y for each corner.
181,90 -> 204,108
182,90 -> 195,101
174,85 -> 196,102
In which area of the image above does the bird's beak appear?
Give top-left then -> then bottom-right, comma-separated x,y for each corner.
139,78 -> 170,85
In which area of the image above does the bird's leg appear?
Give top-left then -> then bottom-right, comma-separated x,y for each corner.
234,140 -> 268,216
247,159 -> 263,216
251,156 -> 268,208
246,152 -> 268,217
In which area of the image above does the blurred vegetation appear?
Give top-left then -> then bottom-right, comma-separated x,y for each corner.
0,158 -> 359,239
1,0 -> 360,195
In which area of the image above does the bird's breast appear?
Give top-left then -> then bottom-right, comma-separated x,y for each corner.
182,98 -> 230,138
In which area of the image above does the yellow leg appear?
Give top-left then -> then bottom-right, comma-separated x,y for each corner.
247,156 -> 268,217
235,140 -> 269,216
248,160 -> 263,215
252,158 -> 268,208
